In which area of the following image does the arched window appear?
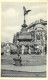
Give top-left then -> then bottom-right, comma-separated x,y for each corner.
35,24 -> 45,42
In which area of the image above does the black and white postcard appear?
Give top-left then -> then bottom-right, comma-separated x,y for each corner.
0,0 -> 48,80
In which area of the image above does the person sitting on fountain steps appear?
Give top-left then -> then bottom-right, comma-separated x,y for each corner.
18,54 -> 22,66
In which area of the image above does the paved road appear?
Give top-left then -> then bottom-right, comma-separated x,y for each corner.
1,65 -> 46,72
1,70 -> 46,77
1,54 -> 46,77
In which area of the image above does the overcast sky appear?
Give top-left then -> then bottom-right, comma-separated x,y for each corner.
1,2 -> 47,43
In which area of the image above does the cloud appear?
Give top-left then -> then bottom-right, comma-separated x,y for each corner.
1,26 -> 22,42
2,8 -> 19,18
26,13 -> 47,25
2,26 -> 21,33
30,4 -> 47,9
2,7 -> 23,27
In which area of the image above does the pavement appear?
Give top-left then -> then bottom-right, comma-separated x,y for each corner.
1,65 -> 46,72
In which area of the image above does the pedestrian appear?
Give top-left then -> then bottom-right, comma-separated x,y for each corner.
17,41 -> 20,55
29,45 -> 31,54
21,45 -> 25,54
